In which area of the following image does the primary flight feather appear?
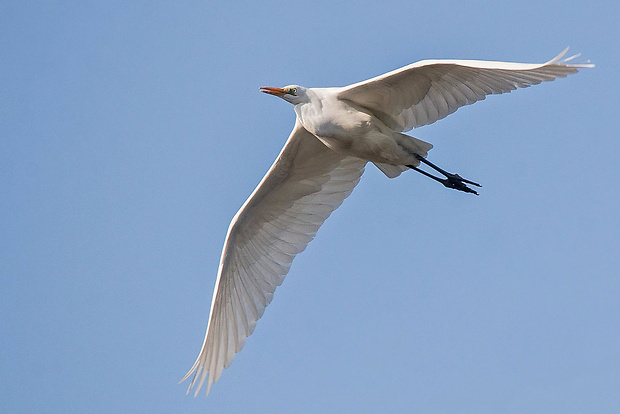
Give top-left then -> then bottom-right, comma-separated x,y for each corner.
182,48 -> 592,395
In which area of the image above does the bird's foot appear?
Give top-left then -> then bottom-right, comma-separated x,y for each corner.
438,172 -> 481,195
407,154 -> 481,195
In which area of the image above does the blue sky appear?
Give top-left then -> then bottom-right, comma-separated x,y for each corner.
2,1 -> 618,413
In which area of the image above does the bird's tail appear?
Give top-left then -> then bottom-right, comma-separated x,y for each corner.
373,162 -> 409,178
374,134 -> 433,178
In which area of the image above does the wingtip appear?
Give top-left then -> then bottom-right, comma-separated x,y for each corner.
547,47 -> 594,68
547,47 -> 570,64
179,369 -> 194,385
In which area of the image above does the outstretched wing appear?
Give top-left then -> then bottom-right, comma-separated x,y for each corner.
182,121 -> 366,396
338,48 -> 593,132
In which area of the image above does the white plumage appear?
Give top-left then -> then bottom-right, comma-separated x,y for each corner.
182,48 -> 592,395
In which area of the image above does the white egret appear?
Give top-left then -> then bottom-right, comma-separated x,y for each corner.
182,48 -> 592,395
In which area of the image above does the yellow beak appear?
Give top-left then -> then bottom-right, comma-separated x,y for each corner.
260,86 -> 286,96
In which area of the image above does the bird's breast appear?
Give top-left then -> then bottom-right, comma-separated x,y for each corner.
296,100 -> 373,152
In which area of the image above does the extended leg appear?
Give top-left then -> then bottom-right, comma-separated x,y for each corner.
407,154 -> 481,195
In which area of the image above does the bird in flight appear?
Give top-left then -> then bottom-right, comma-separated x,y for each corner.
182,48 -> 592,396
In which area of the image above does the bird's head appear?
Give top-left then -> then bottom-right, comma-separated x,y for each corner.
260,85 -> 308,105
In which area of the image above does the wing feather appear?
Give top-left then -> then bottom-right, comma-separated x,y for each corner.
182,122 -> 366,396
338,48 -> 593,131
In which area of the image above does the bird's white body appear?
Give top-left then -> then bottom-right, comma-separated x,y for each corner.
182,49 -> 592,396
295,87 -> 432,167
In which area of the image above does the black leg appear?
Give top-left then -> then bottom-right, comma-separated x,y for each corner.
407,155 -> 481,195
415,155 -> 481,187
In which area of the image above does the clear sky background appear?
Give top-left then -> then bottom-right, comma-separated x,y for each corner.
2,1 -> 618,413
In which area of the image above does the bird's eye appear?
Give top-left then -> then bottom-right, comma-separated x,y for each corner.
290,88 -> 297,96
